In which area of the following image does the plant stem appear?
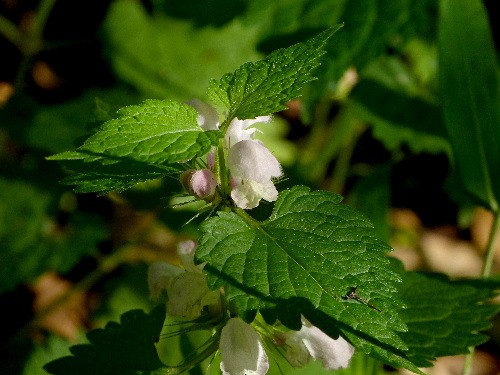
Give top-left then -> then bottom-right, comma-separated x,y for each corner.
462,209 -> 500,375
300,97 -> 331,180
480,210 -> 500,278
0,14 -> 25,47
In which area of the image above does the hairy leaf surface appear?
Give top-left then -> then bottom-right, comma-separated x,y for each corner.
207,27 -> 341,120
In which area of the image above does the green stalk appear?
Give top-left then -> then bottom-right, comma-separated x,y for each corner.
300,97 -> 332,180
480,211 -> 500,278
462,209 -> 500,375
0,14 -> 25,47
216,139 -> 230,199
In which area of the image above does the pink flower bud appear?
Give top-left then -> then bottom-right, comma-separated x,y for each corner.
181,169 -> 218,200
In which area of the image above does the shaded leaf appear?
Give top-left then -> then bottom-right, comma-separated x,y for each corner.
43,306 -> 166,375
399,272 -> 500,367
438,0 -> 500,210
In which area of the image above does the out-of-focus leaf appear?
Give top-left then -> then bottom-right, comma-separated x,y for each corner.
253,0 -> 412,121
154,0 -> 248,27
347,164 -> 392,242
28,88 -> 140,153
438,0 -> 500,210
0,178 -> 106,293
102,0 -> 261,101
23,335 -> 73,375
43,306 -> 166,375
349,79 -> 450,154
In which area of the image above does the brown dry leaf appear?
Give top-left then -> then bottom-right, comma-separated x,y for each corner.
420,231 -> 483,277
399,351 -> 498,375
31,271 -> 90,341
31,61 -> 64,90
390,209 -> 423,270
0,82 -> 14,105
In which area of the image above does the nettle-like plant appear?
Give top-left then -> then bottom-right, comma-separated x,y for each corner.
43,24 -> 498,375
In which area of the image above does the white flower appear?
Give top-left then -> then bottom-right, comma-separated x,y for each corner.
283,318 -> 355,370
187,100 -> 283,210
225,116 -> 271,146
147,261 -> 183,300
230,179 -> 278,210
228,140 -> 282,183
147,240 -> 220,319
224,115 -> 282,209
219,318 -> 269,375
187,99 -> 219,130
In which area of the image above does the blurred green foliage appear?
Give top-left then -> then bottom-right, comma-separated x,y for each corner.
0,0 -> 498,374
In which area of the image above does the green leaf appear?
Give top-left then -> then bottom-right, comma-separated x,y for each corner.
399,272 -> 500,367
254,0 -> 412,122
197,186 -> 423,373
207,27 -> 341,120
28,87 -> 140,153
349,79 -> 450,155
103,0 -> 261,101
48,99 -> 220,194
438,0 -> 500,211
43,306 -> 167,375
55,159 -> 180,195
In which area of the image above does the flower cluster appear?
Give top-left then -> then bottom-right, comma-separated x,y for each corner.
182,99 -> 283,209
148,240 -> 221,319
149,241 -> 355,375
217,316 -> 355,374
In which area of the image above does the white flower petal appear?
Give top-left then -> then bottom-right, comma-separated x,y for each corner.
167,272 -> 211,319
226,116 -> 271,145
147,261 -> 183,300
187,99 -> 219,130
230,180 -> 261,210
220,318 -> 269,375
176,240 -> 199,272
284,319 -> 355,370
230,179 -> 278,209
228,140 -> 282,182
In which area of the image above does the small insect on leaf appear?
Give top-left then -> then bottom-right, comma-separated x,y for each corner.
344,286 -> 382,312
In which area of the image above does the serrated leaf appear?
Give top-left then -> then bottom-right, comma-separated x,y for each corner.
399,272 -> 500,367
197,186 -> 421,370
438,0 -> 500,210
207,27 -> 341,120
49,99 -> 219,165
56,158 -> 180,195
48,99 -> 220,194
43,306 -> 167,375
